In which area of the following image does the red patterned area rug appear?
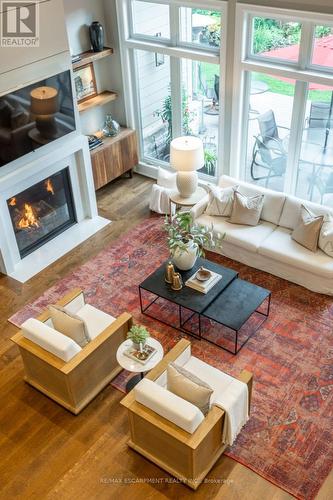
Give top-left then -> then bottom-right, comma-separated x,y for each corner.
9,216 -> 333,500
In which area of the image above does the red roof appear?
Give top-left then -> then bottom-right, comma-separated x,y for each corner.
262,35 -> 333,90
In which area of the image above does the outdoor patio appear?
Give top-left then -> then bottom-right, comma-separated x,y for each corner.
140,14 -> 333,206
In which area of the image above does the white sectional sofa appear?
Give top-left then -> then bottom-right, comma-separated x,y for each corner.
190,175 -> 333,295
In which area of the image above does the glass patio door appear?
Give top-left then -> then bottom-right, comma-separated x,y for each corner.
243,72 -> 295,192
181,59 -> 221,178
295,83 -> 333,204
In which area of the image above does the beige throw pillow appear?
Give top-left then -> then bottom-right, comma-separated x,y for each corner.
318,217 -> 333,258
291,205 -> 324,252
229,191 -> 264,226
167,362 -> 213,416
48,304 -> 90,347
205,184 -> 239,217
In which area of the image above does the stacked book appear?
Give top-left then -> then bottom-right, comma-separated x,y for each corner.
185,269 -> 222,294
71,54 -> 82,64
87,135 -> 103,151
124,344 -> 156,365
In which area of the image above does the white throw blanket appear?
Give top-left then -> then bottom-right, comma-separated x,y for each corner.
213,378 -> 249,446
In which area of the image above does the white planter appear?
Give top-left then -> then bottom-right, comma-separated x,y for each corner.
173,241 -> 198,271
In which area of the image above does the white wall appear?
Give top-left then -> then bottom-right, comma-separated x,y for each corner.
64,0 -> 126,135
0,0 -> 70,94
65,0 -> 105,54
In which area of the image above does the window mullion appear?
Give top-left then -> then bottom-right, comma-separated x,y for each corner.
169,2 -> 179,47
127,0 -> 135,38
170,4 -> 184,140
299,21 -> 314,69
284,81 -> 308,195
170,57 -> 182,139
130,50 -> 146,159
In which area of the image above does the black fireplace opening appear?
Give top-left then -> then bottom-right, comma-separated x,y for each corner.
7,168 -> 77,258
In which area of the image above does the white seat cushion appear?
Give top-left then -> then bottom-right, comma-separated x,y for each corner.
134,378 -> 204,434
63,292 -> 85,315
219,175 -> 286,225
76,304 -> 116,340
22,318 -> 81,362
279,196 -> 333,230
182,356 -> 236,404
259,226 -> 333,277
197,213 -> 275,252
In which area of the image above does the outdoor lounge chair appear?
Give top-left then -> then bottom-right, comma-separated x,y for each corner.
250,135 -> 287,186
250,110 -> 289,185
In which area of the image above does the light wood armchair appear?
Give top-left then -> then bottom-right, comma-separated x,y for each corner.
121,339 -> 253,489
11,288 -> 133,414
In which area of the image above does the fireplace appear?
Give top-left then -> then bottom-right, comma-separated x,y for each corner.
7,168 -> 76,258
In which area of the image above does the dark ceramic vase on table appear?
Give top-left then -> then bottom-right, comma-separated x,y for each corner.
89,21 -> 104,52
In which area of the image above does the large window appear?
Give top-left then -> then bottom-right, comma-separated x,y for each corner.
251,17 -> 302,62
118,0 -> 225,179
180,8 -> 222,49
136,50 -> 171,161
235,7 -> 333,206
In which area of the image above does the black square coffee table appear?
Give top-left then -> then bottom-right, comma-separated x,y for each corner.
139,259 -> 271,354
139,258 -> 238,338
201,278 -> 271,354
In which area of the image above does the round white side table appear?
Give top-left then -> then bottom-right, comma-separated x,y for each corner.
169,186 -> 207,218
116,338 -> 164,392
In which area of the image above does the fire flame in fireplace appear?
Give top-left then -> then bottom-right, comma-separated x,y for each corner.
17,204 -> 40,229
45,178 -> 55,195
9,197 -> 16,206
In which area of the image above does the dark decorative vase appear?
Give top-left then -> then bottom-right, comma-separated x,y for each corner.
89,21 -> 104,52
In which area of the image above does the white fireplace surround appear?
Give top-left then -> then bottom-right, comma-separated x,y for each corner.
0,134 -> 110,283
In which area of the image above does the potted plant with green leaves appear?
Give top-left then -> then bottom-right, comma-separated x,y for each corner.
164,211 -> 224,271
127,324 -> 150,351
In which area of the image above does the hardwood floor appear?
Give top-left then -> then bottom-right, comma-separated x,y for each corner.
0,174 -> 331,499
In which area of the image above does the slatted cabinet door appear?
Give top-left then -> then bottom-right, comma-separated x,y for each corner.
91,128 -> 138,190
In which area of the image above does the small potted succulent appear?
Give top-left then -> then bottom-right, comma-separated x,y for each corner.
127,324 -> 150,351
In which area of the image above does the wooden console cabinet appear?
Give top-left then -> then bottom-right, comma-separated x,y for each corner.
90,128 -> 138,190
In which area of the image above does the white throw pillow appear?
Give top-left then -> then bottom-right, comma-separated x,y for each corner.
48,305 -> 90,347
229,191 -> 264,226
319,217 -> 333,258
291,205 -> 324,252
204,184 -> 239,217
157,167 -> 177,189
167,362 -> 213,416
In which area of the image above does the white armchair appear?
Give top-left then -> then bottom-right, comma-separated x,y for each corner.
149,167 -> 177,214
11,288 -> 133,414
121,339 -> 253,489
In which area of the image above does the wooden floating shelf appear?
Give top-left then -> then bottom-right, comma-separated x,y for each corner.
72,47 -> 114,69
78,91 -> 118,113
